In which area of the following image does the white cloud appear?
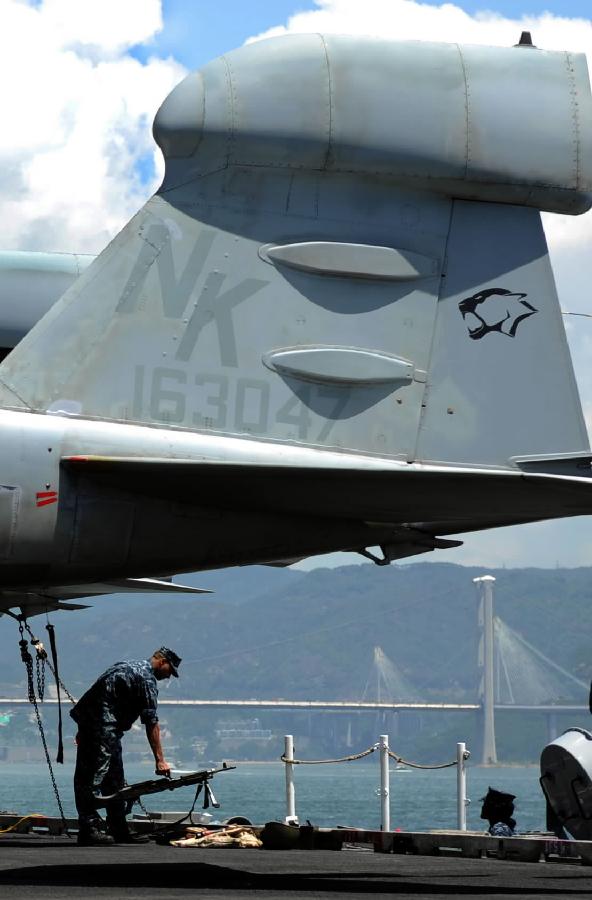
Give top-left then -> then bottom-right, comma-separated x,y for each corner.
39,0 -> 163,56
248,0 -> 592,51
0,0 -> 186,253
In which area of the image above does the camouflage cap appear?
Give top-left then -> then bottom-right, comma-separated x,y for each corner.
158,647 -> 182,677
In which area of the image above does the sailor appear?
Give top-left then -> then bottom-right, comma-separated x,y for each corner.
480,786 -> 516,837
71,647 -> 181,846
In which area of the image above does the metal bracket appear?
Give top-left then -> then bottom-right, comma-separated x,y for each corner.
358,547 -> 392,566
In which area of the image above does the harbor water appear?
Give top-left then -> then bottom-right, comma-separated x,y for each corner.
1,761 -> 545,832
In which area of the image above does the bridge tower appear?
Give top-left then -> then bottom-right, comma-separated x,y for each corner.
475,575 -> 498,765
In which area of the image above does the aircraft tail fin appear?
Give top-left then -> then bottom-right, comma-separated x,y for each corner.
414,200 -> 590,467
0,35 -> 589,470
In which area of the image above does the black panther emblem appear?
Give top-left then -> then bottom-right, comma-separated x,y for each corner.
458,288 -> 537,340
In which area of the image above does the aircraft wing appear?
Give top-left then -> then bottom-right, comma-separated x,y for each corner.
42,578 -> 212,598
62,456 -> 592,532
0,577 -> 211,617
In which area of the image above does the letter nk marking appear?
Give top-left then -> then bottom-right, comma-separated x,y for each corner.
117,221 -> 269,366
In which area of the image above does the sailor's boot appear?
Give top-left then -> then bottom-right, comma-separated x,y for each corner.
77,824 -> 114,846
106,814 -> 150,844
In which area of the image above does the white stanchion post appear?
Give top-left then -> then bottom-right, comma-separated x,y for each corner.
456,742 -> 470,831
379,734 -> 390,832
284,735 -> 297,824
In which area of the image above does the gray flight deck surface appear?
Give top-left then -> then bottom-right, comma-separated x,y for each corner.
1,836 -> 592,899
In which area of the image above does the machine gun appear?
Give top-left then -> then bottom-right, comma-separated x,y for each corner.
95,764 -> 235,810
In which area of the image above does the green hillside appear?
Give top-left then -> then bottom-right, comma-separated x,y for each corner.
1,561 -> 591,762
2,560 -> 592,700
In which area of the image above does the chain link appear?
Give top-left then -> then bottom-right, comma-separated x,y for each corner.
32,643 -> 45,701
19,622 -> 76,704
38,653 -> 45,700
134,792 -> 156,824
43,659 -> 77,704
23,623 -> 47,702
18,622 -> 70,834
22,621 -> 77,704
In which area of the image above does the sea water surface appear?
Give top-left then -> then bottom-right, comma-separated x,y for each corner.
1,761 -> 545,833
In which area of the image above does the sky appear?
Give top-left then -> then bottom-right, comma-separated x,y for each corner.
2,0 -> 592,570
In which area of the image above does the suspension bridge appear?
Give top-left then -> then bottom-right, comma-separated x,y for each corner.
175,576 -> 589,763
353,576 -> 589,763
472,575 -> 589,764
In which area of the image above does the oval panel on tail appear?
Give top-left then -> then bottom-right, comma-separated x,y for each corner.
259,242 -> 439,281
263,346 -> 416,386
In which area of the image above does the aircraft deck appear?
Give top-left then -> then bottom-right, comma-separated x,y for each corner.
1,831 -> 592,900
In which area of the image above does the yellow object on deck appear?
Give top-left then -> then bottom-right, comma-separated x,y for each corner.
0,814 -> 46,834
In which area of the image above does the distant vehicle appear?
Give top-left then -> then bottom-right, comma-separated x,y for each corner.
0,32 -> 592,618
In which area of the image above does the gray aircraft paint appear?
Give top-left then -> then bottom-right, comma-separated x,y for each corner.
415,201 -> 589,464
0,251 -> 93,350
0,34 -> 591,609
0,408 -> 590,595
0,34 -> 589,468
0,186 -> 450,460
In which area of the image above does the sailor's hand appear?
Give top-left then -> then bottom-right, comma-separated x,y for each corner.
156,759 -> 172,778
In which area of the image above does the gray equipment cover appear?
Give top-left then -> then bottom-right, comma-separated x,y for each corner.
156,34 -> 592,212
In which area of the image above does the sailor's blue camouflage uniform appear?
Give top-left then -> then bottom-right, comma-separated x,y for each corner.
488,822 -> 515,837
71,659 -> 159,828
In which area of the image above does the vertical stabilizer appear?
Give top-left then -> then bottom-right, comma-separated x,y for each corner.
415,201 -> 589,467
0,35 -> 589,470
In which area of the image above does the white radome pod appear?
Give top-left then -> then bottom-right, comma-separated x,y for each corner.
540,728 -> 592,840
153,34 -> 592,214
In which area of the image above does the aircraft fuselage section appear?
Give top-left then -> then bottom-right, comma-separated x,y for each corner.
0,408 -> 591,592
0,410 -> 406,588
0,412 -> 61,580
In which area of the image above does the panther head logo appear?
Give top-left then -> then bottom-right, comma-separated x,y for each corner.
458,288 -> 537,340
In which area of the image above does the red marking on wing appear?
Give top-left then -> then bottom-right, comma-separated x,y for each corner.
36,491 -> 58,508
